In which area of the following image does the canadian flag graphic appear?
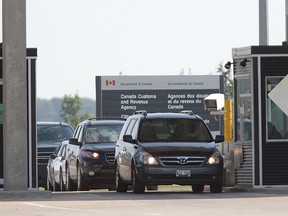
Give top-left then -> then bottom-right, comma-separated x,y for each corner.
105,80 -> 116,86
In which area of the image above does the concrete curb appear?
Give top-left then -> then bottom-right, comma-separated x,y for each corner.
223,186 -> 288,194
0,190 -> 52,200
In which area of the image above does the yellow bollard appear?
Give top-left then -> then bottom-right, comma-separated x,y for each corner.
224,100 -> 233,141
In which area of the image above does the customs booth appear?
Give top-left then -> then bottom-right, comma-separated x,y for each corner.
233,45 -> 288,187
0,48 -> 37,189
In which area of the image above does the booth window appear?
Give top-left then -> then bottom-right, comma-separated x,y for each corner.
0,84 -> 2,124
266,77 -> 288,141
0,104 -> 2,123
235,77 -> 252,141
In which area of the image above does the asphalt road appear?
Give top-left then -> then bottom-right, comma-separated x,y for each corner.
1,188 -> 288,216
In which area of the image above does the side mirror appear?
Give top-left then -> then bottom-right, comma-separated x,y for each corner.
123,135 -> 138,144
215,135 -> 224,143
69,138 -> 81,145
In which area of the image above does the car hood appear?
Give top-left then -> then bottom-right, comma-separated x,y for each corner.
82,143 -> 115,152
140,142 -> 216,155
37,141 -> 61,150
37,142 -> 61,155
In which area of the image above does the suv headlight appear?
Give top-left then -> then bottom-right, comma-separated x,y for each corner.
81,150 -> 100,159
140,152 -> 158,165
207,152 -> 220,165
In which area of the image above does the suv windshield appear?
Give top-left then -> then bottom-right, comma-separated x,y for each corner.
85,125 -> 123,143
139,118 -> 212,142
37,125 -> 74,143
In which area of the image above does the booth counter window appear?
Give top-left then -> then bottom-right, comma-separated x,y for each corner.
0,104 -> 2,123
0,84 -> 2,123
235,77 -> 252,141
266,77 -> 288,141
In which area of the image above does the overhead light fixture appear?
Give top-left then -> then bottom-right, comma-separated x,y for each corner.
224,61 -> 233,69
240,58 -> 249,67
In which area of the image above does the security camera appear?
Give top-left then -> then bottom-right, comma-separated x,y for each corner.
240,58 -> 248,67
224,61 -> 232,70
203,93 -> 224,111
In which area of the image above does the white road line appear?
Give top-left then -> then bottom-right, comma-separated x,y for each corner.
23,202 -> 96,212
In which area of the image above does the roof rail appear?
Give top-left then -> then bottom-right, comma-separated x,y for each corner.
121,114 -> 130,119
88,116 -> 126,121
180,110 -> 194,115
133,110 -> 147,116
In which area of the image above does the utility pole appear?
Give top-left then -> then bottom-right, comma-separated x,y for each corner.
1,1 -> 50,199
2,0 -> 28,191
259,0 -> 269,45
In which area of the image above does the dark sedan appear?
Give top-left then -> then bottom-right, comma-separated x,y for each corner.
66,119 -> 125,191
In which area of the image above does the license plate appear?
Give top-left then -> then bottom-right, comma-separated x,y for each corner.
176,169 -> 191,177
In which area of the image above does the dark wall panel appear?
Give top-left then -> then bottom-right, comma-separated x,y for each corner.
261,56 -> 288,185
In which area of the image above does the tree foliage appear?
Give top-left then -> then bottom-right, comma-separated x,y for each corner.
216,63 -> 233,100
37,97 -> 95,122
60,93 -> 94,128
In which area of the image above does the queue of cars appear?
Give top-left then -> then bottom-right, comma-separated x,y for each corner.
42,110 -> 224,193
37,122 -> 74,188
42,119 -> 125,191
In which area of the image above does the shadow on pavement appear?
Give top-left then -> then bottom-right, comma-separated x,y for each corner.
2,186 -> 288,201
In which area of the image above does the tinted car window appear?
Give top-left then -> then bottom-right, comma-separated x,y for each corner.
57,144 -> 67,157
37,125 -> 74,142
131,120 -> 139,139
124,119 -> 137,136
73,125 -> 82,140
139,118 -> 213,142
85,124 -> 123,143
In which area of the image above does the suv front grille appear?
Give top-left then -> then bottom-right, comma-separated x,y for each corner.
105,153 -> 115,164
159,156 -> 206,166
37,152 -> 51,166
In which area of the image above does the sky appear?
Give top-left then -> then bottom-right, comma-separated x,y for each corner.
1,0 -> 286,100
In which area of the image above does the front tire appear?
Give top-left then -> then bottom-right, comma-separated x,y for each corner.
52,171 -> 60,191
46,176 -> 52,191
210,183 -> 222,193
115,165 -> 128,192
77,165 -> 89,191
132,165 -> 145,194
59,170 -> 65,191
66,167 -> 77,191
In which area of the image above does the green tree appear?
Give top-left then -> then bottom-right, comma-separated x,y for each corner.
60,93 -> 94,128
216,63 -> 233,100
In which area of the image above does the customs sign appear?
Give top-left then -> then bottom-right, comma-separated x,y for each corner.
95,75 -> 223,133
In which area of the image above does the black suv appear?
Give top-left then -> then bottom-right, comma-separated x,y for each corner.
66,119 -> 125,191
115,110 -> 224,194
37,122 -> 74,188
